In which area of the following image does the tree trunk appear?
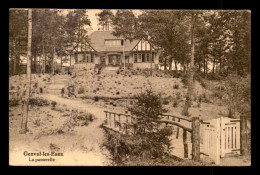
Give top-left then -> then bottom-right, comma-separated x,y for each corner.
219,58 -> 222,76
169,59 -> 172,70
70,54 -> 71,66
182,13 -> 196,117
13,40 -> 16,75
212,58 -> 215,74
42,39 -> 45,73
164,57 -> 167,70
174,61 -> 178,70
76,14 -> 81,64
206,61 -> 208,76
52,47 -> 55,75
20,9 -> 32,134
203,57 -> 206,78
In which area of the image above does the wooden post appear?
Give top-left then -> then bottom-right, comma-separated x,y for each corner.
183,129 -> 188,158
125,115 -> 128,134
118,114 -> 121,130
240,114 -> 248,156
105,111 -> 107,125
114,113 -> 116,128
192,117 -> 200,161
176,118 -> 180,139
109,112 -> 111,127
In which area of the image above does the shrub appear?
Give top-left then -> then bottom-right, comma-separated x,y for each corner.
123,90 -> 172,160
9,99 -> 19,107
61,88 -> 65,95
29,97 -> 49,107
173,82 -> 179,89
94,96 -> 99,102
78,87 -> 84,94
51,101 -> 57,108
71,111 -> 95,126
172,98 -> 179,108
162,99 -> 169,105
223,74 -> 251,119
181,74 -> 189,87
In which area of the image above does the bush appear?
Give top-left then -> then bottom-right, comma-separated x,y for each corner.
29,97 -> 49,107
223,74 -> 251,119
172,98 -> 179,108
9,99 -> 19,107
94,96 -> 99,102
71,110 -> 95,126
51,101 -> 57,108
125,90 -> 172,159
173,82 -> 179,89
181,74 -> 189,87
162,99 -> 169,105
78,87 -> 84,94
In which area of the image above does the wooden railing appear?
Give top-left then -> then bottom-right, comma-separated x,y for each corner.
103,111 -> 201,161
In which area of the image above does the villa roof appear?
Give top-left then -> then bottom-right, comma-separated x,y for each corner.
88,31 -> 139,53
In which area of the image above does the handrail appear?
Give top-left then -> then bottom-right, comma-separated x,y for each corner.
104,110 -> 192,132
160,114 -> 192,122
157,119 -> 192,133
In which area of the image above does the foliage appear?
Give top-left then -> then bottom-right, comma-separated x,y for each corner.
9,9 -> 28,76
29,97 -> 49,107
78,87 -> 84,94
96,10 -> 114,30
104,90 -> 173,163
71,110 -> 95,126
51,101 -> 57,108
9,99 -> 20,107
223,74 -> 251,118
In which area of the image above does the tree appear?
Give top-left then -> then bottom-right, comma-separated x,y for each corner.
128,89 -> 173,158
112,10 -> 140,42
74,9 -> 91,63
138,10 -> 190,70
9,9 -> 28,76
225,11 -> 251,76
182,12 -> 198,117
96,9 -> 114,30
20,9 -> 32,134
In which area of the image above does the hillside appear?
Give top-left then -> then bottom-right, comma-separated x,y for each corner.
66,67 -> 228,121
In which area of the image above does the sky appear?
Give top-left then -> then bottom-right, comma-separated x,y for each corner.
59,9 -> 142,31
71,9 -> 141,31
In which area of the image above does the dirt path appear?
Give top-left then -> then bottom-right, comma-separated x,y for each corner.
39,94 -> 112,166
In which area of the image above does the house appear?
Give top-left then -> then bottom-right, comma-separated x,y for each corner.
74,29 -> 160,70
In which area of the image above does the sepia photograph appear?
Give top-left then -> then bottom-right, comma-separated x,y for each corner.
9,9 -> 251,166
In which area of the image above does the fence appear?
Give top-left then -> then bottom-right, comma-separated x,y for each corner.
102,111 -> 248,165
103,111 -> 200,161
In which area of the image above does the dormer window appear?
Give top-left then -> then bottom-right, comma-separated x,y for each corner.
105,39 -> 121,46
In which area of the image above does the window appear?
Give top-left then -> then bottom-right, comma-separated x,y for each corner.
91,54 -> 94,63
82,55 -> 86,62
146,53 -> 150,62
105,39 -> 121,46
134,53 -> 137,63
152,53 -> 155,62
138,53 -> 142,62
142,54 -> 145,62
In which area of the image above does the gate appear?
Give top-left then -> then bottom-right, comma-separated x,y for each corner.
201,118 -> 221,164
220,117 -> 240,157
200,117 -> 240,164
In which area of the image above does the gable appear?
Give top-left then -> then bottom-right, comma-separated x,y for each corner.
131,39 -> 155,52
88,31 -> 139,52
